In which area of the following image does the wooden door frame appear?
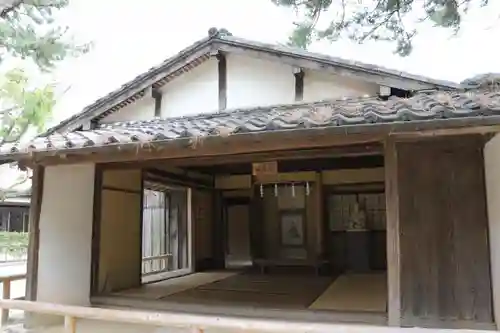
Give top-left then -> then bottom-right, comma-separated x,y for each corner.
140,179 -> 194,283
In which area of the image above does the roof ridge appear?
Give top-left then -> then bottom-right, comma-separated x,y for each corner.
217,34 -> 461,90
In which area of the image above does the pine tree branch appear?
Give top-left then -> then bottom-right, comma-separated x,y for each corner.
0,0 -> 23,18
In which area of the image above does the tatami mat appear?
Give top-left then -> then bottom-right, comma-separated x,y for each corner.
113,271 -> 238,300
308,272 -> 387,312
165,272 -> 332,308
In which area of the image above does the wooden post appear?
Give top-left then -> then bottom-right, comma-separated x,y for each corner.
216,52 -> 227,110
90,166 -> 103,296
384,139 -> 401,326
187,187 -> 194,272
26,166 -> 44,302
212,189 -> 224,269
385,139 -> 401,325
64,315 -> 77,333
315,172 -> 323,260
294,68 -> 304,102
1,279 -> 11,325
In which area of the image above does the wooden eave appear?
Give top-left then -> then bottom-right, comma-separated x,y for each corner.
14,117 -> 500,168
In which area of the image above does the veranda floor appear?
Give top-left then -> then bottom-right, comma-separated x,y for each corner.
94,269 -> 388,325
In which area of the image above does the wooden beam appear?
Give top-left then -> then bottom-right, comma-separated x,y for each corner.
216,52 -> 227,110
384,139 -> 401,327
254,171 -> 316,184
215,175 -> 252,190
152,88 -> 162,117
322,168 -> 385,185
389,124 -> 500,140
294,68 -> 304,102
25,165 -> 44,302
34,131 -> 384,167
102,143 -> 382,170
23,116 -> 500,170
139,164 -> 213,182
144,168 -> 213,189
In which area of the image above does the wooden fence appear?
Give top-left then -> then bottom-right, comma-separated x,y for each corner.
0,272 -> 25,325
0,299 -> 474,333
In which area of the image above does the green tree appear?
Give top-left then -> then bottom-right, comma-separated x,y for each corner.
0,0 -> 88,143
272,0 -> 491,56
0,68 -> 55,146
0,0 -> 89,198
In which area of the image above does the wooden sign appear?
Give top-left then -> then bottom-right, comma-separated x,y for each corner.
252,161 -> 278,176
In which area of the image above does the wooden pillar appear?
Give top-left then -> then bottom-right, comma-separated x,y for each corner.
1,278 -> 11,325
90,166 -> 103,296
294,68 -> 304,102
25,166 -> 44,302
384,139 -> 401,326
216,52 -> 227,110
152,89 -> 162,117
64,315 -> 77,333
315,173 -> 323,259
249,185 -> 265,261
187,188 -> 194,271
212,189 -> 225,269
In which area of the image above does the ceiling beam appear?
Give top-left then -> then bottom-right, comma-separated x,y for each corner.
100,143 -> 382,171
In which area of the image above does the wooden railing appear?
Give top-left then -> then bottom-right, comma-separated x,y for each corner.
0,299 -> 449,333
0,272 -> 26,325
0,299 -> 494,333
141,253 -> 172,276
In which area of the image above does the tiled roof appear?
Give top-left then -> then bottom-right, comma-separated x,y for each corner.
41,28 -> 461,136
2,89 -> 500,157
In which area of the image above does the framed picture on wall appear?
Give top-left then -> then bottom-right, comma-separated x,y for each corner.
280,210 -> 305,247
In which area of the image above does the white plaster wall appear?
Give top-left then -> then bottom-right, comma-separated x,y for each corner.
303,70 -> 379,102
101,97 -> 155,123
98,54 -> 382,123
160,58 -> 218,118
37,164 -> 95,306
484,133 -> 500,324
226,54 -> 295,109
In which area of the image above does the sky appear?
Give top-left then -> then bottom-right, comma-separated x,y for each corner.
48,0 -> 500,126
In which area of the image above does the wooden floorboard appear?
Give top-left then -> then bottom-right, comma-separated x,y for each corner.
113,271 -> 238,300
93,270 -> 388,326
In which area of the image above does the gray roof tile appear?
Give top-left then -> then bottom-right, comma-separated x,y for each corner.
3,90 -> 500,156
